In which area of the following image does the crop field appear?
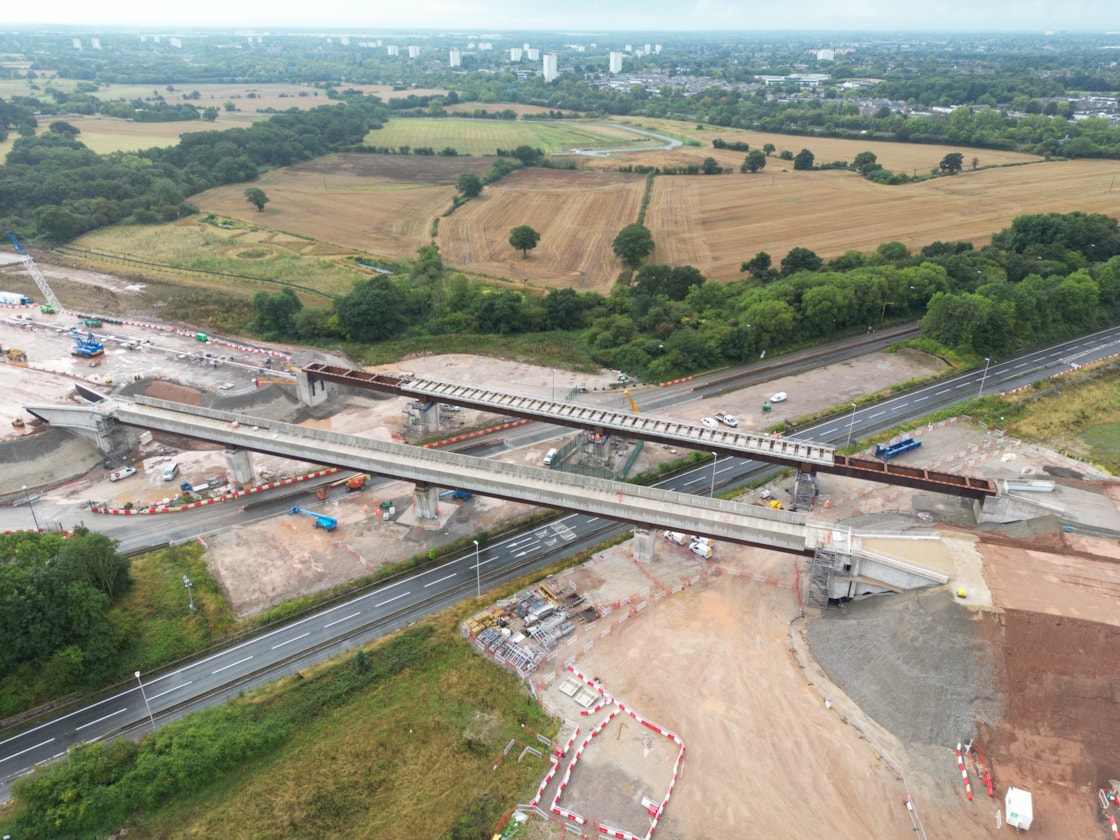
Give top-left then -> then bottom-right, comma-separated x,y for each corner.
644,158 -> 1120,280
365,117 -> 638,156
443,101 -> 582,118
189,153 -> 494,265
438,168 -> 646,288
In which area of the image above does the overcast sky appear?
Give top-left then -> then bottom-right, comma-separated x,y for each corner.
4,1 -> 1120,33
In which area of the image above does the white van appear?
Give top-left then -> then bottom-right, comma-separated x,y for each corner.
543,448 -> 558,466
689,541 -> 713,560
162,462 -> 180,481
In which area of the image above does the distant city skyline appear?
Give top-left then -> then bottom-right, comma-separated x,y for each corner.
3,1 -> 1120,34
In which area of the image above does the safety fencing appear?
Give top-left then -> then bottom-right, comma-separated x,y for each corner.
423,418 -> 531,448
1001,349 -> 1120,395
90,468 -> 341,515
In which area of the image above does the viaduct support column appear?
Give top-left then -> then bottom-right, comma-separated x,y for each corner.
414,483 -> 440,520
297,371 -> 331,407
417,401 -> 439,434
225,449 -> 255,485
632,526 -> 656,562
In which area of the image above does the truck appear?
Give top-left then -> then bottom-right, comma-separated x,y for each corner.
0,291 -> 32,306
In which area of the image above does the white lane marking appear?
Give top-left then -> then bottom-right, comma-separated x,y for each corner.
936,388 -> 950,394
914,396 -> 927,402
375,591 -> 410,608
870,411 -> 885,419
213,655 -> 253,674
424,573 -> 456,588
0,738 -> 54,763
76,708 -> 127,731
149,681 -> 193,702
1015,362 -> 1028,368
272,631 -> 311,650
324,612 -> 361,629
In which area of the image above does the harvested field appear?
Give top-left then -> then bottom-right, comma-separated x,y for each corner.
443,102 -> 582,118
645,159 -> 1120,280
191,154 -> 493,262
438,168 -> 646,289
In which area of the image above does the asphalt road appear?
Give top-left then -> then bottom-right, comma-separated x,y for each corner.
2,324 -> 1118,799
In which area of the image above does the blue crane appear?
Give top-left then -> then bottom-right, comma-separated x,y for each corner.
289,505 -> 338,531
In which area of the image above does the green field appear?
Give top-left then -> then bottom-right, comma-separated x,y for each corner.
366,117 -> 638,156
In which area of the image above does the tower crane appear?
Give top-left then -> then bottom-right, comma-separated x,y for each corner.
5,231 -> 64,315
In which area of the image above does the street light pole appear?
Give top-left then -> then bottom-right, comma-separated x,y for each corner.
472,539 -> 480,598
978,357 -> 991,399
22,485 -> 40,532
710,452 -> 717,497
183,575 -> 194,611
551,369 -> 556,402
135,671 -> 156,729
846,403 -> 858,447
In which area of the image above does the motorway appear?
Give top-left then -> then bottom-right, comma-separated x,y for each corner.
2,324 -> 1118,798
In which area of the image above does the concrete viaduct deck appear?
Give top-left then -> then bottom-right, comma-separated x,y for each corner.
29,396 -> 820,556
301,363 -> 997,499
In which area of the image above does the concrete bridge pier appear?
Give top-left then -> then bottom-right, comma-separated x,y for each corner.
297,371 -> 331,407
225,449 -> 255,484
416,401 -> 439,434
632,526 -> 656,562
414,483 -> 440,519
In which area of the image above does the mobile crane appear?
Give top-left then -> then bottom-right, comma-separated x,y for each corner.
289,506 -> 338,531
5,231 -> 64,315
624,389 -> 640,415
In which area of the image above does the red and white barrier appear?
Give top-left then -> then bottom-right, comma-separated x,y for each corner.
956,743 -> 972,801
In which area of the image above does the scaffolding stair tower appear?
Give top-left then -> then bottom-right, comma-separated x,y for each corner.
806,544 -> 850,609
794,469 -> 818,510
6,231 -> 64,314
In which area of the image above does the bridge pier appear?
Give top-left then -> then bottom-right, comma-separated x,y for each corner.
296,371 -> 331,407
225,449 -> 255,484
414,483 -> 440,519
415,401 -> 439,434
632,526 -> 656,562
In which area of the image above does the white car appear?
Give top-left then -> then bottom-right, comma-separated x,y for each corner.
217,382 -> 235,391
109,466 -> 136,481
769,392 -> 788,403
700,417 -> 720,430
715,413 -> 738,428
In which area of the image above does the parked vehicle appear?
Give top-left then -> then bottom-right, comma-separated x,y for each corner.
689,542 -> 713,559
700,417 -> 720,430
162,462 -> 180,481
663,530 -> 689,545
714,413 -> 738,427
110,466 -> 136,481
769,392 -> 788,403
543,448 -> 558,465
0,291 -> 32,306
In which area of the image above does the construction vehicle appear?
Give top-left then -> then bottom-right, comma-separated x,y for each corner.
81,317 -> 102,328
624,389 -> 639,415
0,291 -> 33,306
12,418 -> 25,429
6,232 -> 64,315
314,473 -> 369,500
290,505 -> 338,531
1099,780 -> 1120,839
39,303 -> 55,314
439,489 -> 472,501
68,327 -> 104,358
4,347 -> 28,362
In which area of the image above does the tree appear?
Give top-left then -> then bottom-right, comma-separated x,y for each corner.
202,107 -> 219,122
612,224 -> 655,270
852,151 -> 878,175
762,143 -> 776,156
742,150 -> 767,173
780,246 -> 824,276
793,148 -> 815,170
243,187 -> 269,211
939,152 -> 965,174
456,172 -> 482,198
252,288 -> 303,338
740,251 -> 776,281
701,156 -> 721,175
509,225 -> 541,258
48,120 -> 80,136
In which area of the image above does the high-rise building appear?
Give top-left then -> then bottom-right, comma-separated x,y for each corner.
408,45 -> 421,59
510,47 -> 523,62
449,48 -> 462,67
387,45 -> 399,56
527,48 -> 539,61
609,52 -> 624,74
543,53 -> 559,82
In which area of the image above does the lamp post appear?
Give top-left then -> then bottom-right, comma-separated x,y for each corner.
710,452 -> 718,497
135,671 -> 156,729
21,485 -> 40,532
978,357 -> 991,399
846,403 -> 858,447
183,575 -> 194,611
551,369 -> 556,402
472,539 -> 480,598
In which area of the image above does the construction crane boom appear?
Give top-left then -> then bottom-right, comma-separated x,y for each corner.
624,389 -> 640,415
5,231 -> 64,314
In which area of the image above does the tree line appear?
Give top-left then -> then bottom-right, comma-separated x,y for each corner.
0,96 -> 389,242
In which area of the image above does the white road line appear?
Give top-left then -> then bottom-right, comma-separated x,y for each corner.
213,655 -> 253,674
76,708 -> 127,731
424,573 -> 456,588
1015,362 -> 1028,368
914,396 -> 927,402
870,411 -> 885,419
375,591 -> 410,608
936,389 -> 950,395
0,738 -> 54,764
272,631 -> 311,650
149,681 -> 193,702
896,403 -> 908,408
324,611 -> 361,628
955,383 -> 968,388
